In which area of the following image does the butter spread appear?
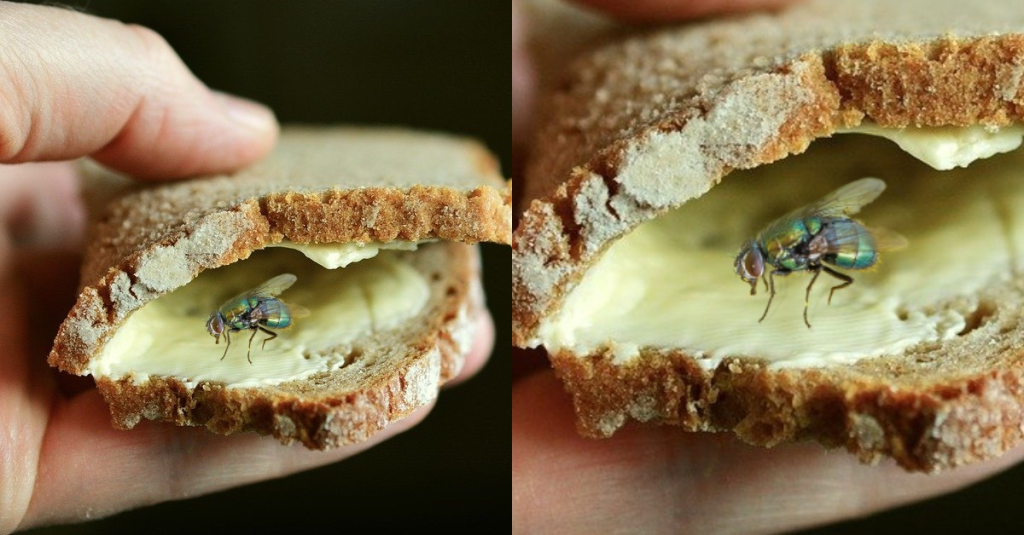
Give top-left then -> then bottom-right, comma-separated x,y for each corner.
88,244 -> 430,387
269,240 -> 423,269
539,133 -> 1024,369
839,124 -> 1024,171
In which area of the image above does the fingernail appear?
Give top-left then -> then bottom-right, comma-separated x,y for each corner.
213,91 -> 278,132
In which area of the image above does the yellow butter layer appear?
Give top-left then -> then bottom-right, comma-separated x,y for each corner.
840,124 -> 1024,170
88,244 -> 430,387
268,240 -> 423,269
540,129 -> 1024,368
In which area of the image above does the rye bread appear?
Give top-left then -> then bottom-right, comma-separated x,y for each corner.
49,126 -> 510,449
513,0 -> 1024,471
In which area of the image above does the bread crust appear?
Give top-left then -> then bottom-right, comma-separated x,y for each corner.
551,334 -> 1024,473
514,0 -> 1024,470
48,127 -> 507,448
53,127 -> 509,376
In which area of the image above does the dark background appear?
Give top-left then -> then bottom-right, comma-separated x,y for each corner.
19,0 -> 508,532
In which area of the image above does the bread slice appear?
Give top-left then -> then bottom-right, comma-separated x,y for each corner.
514,0 -> 1024,471
49,126 -> 510,449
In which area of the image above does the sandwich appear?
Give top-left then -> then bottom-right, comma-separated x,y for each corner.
49,126 -> 511,449
513,0 -> 1024,472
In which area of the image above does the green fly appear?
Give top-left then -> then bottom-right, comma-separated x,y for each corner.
733,177 -> 907,328
205,273 -> 310,363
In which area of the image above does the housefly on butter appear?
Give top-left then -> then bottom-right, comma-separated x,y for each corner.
733,177 -> 907,328
205,273 -> 310,363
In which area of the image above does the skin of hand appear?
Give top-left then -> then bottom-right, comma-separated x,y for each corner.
512,1 -> 1024,533
0,3 -> 495,531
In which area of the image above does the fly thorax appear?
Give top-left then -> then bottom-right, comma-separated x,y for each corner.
807,233 -> 830,256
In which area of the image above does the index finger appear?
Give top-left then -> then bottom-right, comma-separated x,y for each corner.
0,3 -> 278,179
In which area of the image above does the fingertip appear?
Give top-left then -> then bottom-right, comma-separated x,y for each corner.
213,91 -> 279,135
91,90 -> 279,181
210,91 -> 281,170
447,312 -> 495,387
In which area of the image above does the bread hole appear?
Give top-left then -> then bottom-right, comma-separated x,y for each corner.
925,41 -> 948,62
896,306 -> 910,321
958,301 -> 996,336
345,348 -> 364,366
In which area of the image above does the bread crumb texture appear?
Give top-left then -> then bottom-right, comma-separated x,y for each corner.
514,0 -> 1024,471
49,127 -> 505,449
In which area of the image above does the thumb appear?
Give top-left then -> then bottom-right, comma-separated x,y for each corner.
0,3 -> 278,180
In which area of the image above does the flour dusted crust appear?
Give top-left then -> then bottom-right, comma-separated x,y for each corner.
514,0 -> 1024,471
49,126 -> 508,448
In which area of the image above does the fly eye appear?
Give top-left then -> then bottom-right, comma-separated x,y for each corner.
207,315 -> 224,335
743,249 -> 763,279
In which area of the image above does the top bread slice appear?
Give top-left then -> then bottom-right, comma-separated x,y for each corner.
49,126 -> 511,449
513,0 -> 1024,471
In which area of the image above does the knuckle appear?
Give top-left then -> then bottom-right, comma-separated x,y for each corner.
124,23 -> 179,71
0,62 -> 35,161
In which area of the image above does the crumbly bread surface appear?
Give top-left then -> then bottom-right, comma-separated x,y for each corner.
49,126 -> 508,448
514,0 -> 1024,471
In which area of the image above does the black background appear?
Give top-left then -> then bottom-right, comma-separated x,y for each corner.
18,0 -> 508,532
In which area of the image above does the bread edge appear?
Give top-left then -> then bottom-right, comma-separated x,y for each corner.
51,182 -> 509,376
91,243 -> 480,449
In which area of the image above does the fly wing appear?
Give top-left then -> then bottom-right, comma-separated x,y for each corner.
818,221 -> 907,253
786,177 -> 887,220
229,273 -> 297,301
755,178 -> 887,245
283,301 -> 311,318
868,226 -> 909,251
259,297 -> 310,326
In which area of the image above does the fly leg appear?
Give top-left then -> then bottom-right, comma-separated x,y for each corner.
803,266 -> 822,329
822,265 -> 854,305
246,328 -> 259,364
758,269 -> 791,323
258,326 -> 277,351
220,331 -> 232,361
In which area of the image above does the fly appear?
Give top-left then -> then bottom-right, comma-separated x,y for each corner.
733,177 -> 907,328
205,273 -> 310,363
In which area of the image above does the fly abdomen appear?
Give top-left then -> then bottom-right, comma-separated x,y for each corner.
256,298 -> 293,329
823,219 -> 878,270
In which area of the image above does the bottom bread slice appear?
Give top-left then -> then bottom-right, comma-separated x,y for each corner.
93,242 -> 479,449
551,298 -> 1024,474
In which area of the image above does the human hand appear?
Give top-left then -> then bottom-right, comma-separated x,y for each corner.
0,3 -> 496,531
511,1 -> 1024,533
